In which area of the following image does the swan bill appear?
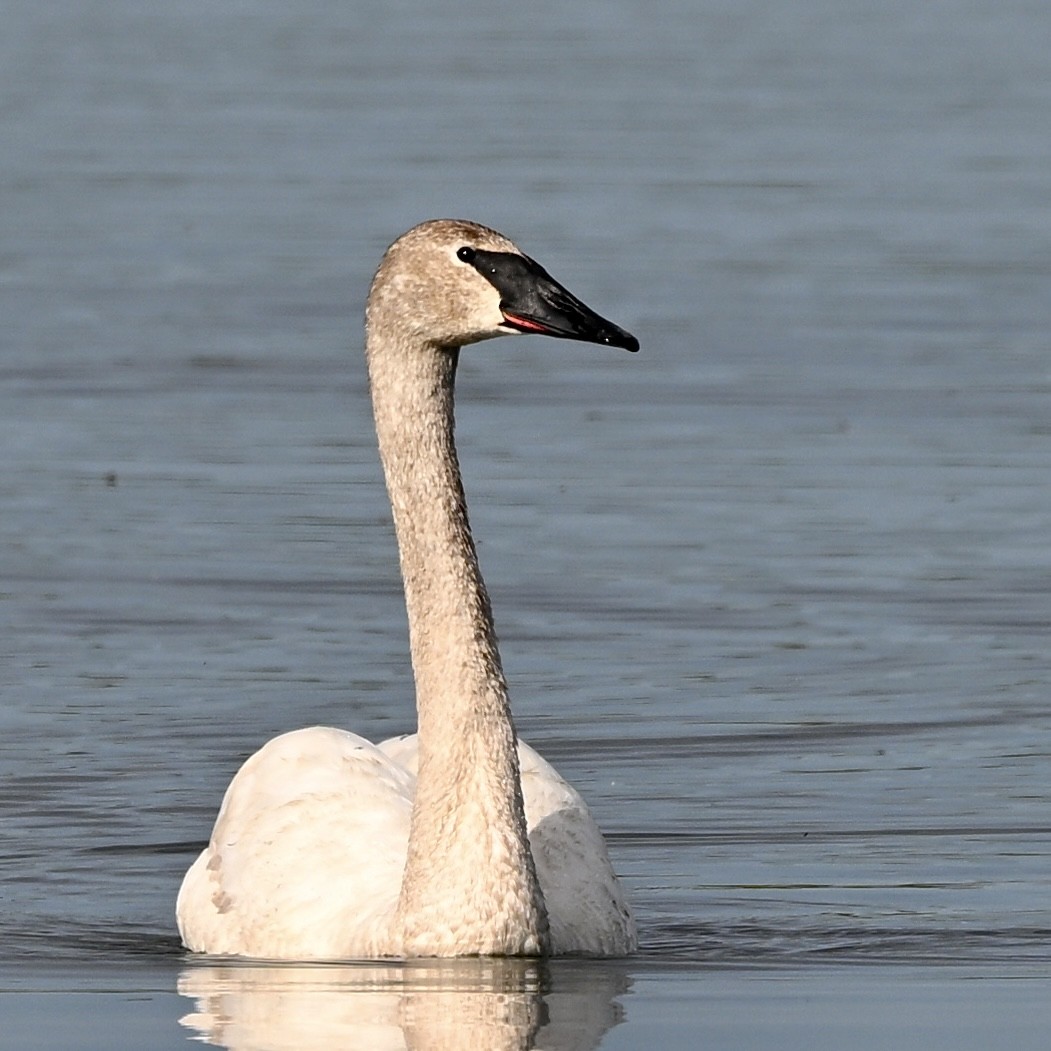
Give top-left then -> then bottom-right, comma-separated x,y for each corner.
461,248 -> 639,352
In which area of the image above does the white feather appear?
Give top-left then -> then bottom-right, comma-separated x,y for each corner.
178,727 -> 635,958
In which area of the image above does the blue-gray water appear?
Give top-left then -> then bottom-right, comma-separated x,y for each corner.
2,0 -> 1050,1047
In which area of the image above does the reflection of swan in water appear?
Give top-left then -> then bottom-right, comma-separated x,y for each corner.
177,220 -> 639,960
177,957 -> 630,1051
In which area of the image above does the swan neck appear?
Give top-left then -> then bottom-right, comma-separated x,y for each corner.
366,327 -> 549,955
368,345 -> 502,724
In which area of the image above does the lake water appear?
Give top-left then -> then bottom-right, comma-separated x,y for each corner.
2,0 -> 1050,1047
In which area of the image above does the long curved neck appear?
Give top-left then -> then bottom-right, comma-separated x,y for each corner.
366,327 -> 549,956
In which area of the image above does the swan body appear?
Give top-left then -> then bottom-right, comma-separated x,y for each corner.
177,219 -> 639,959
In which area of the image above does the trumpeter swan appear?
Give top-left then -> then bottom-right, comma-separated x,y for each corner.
177,219 -> 639,959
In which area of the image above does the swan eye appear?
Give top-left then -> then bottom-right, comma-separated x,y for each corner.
456,246 -> 476,263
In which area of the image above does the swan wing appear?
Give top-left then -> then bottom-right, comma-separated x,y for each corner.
516,741 -> 637,956
178,726 -> 413,960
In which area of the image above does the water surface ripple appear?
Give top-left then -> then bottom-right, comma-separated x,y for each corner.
3,0 -> 1051,1046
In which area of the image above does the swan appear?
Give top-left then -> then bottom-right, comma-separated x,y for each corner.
177,219 -> 639,960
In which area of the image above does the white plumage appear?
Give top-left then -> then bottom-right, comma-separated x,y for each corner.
178,726 -> 634,958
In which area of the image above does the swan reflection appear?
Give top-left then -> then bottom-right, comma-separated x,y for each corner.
178,956 -> 629,1050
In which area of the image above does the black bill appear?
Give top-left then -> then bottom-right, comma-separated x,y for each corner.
461,248 -> 639,353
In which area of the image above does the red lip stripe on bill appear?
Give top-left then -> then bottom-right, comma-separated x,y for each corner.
502,313 -> 551,333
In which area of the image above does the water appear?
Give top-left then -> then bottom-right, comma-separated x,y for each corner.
2,0 -> 1051,1046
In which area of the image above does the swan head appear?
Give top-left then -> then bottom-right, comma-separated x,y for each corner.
367,219 -> 639,354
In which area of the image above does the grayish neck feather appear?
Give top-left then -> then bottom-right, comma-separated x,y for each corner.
366,316 -> 549,956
